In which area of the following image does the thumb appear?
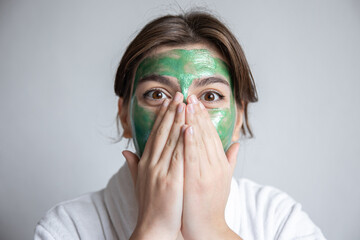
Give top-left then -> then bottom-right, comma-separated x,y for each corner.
225,142 -> 240,174
122,150 -> 140,186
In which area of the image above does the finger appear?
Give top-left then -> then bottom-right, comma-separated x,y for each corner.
198,102 -> 223,148
159,102 -> 185,170
188,95 -> 227,166
190,95 -> 222,147
186,102 -> 210,176
149,92 -> 184,166
187,96 -> 219,167
141,99 -> 170,160
187,95 -> 218,141
147,99 -> 170,141
225,142 -> 240,174
122,150 -> 140,186
167,124 -> 187,181
184,125 -> 201,179
190,99 -> 220,166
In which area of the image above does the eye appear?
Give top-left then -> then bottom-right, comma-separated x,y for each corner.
143,89 -> 169,100
200,91 -> 224,102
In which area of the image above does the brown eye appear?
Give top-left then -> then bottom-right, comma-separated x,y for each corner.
200,91 -> 224,102
143,89 -> 168,100
204,92 -> 215,101
152,90 -> 163,99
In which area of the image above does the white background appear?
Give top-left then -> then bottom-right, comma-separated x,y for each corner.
1,0 -> 359,239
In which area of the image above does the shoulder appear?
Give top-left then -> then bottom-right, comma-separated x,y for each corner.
232,178 -> 326,239
236,178 -> 298,214
34,190 -> 109,240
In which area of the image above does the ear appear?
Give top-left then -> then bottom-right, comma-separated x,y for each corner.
231,102 -> 244,142
118,98 -> 132,138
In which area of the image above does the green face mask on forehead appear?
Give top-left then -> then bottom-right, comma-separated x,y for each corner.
130,49 -> 236,157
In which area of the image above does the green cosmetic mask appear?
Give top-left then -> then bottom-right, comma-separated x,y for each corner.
130,49 -> 236,157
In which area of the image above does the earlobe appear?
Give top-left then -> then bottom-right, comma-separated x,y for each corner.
231,103 -> 244,142
118,98 -> 132,138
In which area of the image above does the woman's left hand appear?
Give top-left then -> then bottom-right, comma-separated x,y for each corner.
181,95 -> 242,240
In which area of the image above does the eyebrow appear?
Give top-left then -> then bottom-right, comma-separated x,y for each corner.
193,77 -> 230,88
137,74 -> 179,89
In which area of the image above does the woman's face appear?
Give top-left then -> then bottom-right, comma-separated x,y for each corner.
129,44 -> 240,156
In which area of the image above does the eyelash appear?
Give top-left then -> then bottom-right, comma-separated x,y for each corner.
143,88 -> 225,103
199,90 -> 225,103
143,88 -> 170,101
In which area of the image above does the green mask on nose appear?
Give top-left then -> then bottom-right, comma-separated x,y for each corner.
130,49 -> 236,157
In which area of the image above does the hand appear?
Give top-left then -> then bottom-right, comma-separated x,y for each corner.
181,95 -> 241,240
123,92 -> 186,240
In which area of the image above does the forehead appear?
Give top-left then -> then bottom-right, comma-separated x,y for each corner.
148,43 -> 227,61
135,45 -> 231,82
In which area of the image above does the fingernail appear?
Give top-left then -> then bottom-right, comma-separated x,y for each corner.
199,102 -> 205,110
174,92 -> 182,102
189,95 -> 198,103
177,103 -> 184,113
162,99 -> 169,107
188,103 -> 194,113
188,126 -> 194,135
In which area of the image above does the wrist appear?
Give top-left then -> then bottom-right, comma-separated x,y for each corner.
207,226 -> 243,240
130,222 -> 178,240
185,222 -> 241,240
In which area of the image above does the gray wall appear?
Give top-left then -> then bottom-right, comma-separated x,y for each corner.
1,0 -> 359,239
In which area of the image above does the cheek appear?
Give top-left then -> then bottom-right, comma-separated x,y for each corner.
208,108 -> 236,151
130,98 -> 156,156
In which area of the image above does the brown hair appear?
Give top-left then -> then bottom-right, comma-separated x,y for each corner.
114,11 -> 258,138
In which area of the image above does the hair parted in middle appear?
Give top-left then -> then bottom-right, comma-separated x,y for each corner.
114,10 -> 258,138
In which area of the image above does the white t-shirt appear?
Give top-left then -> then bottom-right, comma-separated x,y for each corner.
34,163 -> 326,239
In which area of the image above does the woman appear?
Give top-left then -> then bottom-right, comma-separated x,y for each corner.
34,11 -> 326,240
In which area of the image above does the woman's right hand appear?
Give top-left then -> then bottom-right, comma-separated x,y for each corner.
122,92 -> 185,240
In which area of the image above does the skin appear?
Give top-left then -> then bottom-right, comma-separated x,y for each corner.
130,48 -> 236,157
122,93 -> 243,240
182,95 -> 242,240
120,44 -> 244,240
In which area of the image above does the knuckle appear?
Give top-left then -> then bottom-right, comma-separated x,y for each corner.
157,125 -> 165,136
172,151 -> 183,166
157,173 -> 166,183
155,174 -> 168,189
168,102 -> 177,112
186,155 -> 197,163
146,157 -> 159,171
165,176 -> 180,189
147,163 -> 157,174
193,180 -> 206,194
187,113 -> 195,122
165,137 -> 174,148
173,116 -> 181,124
172,150 -> 180,161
